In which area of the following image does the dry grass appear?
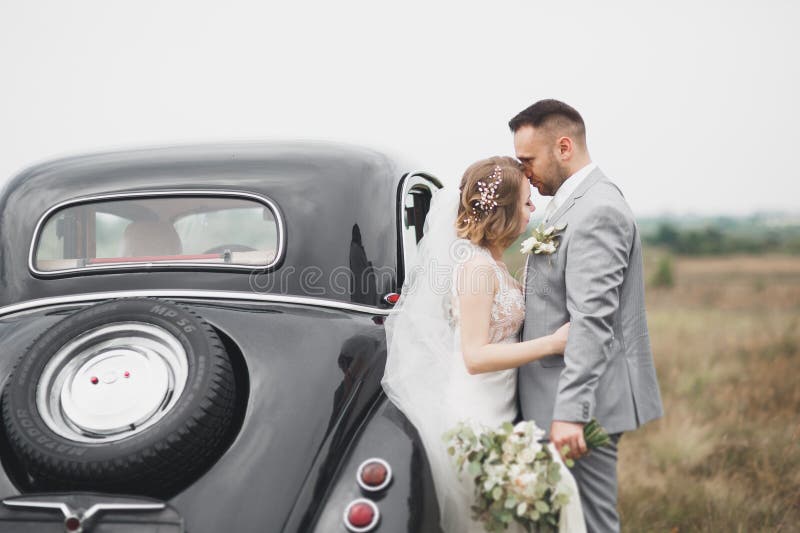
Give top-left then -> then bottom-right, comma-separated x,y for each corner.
619,252 -> 800,532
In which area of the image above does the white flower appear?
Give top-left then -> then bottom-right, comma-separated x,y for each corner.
513,421 -> 531,433
487,463 -> 507,477
511,471 -> 536,490
520,236 -> 537,255
518,446 -> 537,464
539,242 -> 557,254
520,222 -> 567,256
483,463 -> 507,491
514,420 -> 546,442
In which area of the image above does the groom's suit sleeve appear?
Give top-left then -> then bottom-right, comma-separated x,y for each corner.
552,202 -> 634,424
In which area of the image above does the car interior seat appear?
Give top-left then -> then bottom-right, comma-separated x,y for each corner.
120,220 -> 183,257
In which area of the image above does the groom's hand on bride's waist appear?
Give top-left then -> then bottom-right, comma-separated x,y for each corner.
550,420 -> 587,461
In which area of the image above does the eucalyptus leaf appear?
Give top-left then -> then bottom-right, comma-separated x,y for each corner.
492,486 -> 503,501
468,461 -> 482,477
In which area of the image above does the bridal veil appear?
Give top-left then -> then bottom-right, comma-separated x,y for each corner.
382,187 -> 474,532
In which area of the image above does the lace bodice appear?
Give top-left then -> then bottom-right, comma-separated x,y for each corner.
450,241 -> 525,343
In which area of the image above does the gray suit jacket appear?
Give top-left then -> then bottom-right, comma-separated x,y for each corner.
520,168 -> 663,435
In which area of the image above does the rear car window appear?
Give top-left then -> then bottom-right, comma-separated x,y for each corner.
32,193 -> 281,274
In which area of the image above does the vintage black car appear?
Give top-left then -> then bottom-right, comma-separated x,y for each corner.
0,142 -> 444,532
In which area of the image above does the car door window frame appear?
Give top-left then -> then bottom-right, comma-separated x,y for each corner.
396,173 -> 442,287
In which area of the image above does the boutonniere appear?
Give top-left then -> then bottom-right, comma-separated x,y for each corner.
520,222 -> 567,256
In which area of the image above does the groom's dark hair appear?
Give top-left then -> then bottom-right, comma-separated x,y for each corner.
508,99 -> 586,142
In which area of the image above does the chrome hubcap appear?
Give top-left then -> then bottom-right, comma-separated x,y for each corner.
37,322 -> 189,443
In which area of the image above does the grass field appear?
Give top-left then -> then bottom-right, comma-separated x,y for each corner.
618,252 -> 800,532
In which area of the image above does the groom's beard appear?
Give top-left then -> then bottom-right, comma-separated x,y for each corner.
535,171 -> 568,197
530,154 -> 570,197
547,165 -> 573,196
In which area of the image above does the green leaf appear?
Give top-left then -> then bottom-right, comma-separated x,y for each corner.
492,486 -> 503,501
554,492 -> 570,507
516,502 -> 528,516
504,496 -> 518,509
468,461 -> 482,477
565,458 -> 575,468
535,500 -> 550,513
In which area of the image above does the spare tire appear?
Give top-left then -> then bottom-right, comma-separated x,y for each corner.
1,298 -> 236,497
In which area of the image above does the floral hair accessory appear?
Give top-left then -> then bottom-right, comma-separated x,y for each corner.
463,165 -> 503,224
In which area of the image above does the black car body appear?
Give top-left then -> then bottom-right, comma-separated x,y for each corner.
0,142 -> 443,532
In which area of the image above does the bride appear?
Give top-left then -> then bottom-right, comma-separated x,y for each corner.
382,156 -> 585,533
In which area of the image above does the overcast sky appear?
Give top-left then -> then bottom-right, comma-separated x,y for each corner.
1,1 -> 798,216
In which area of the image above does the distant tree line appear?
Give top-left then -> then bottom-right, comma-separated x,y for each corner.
644,222 -> 800,255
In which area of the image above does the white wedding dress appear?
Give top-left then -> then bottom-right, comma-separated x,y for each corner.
382,188 -> 585,533
446,242 -> 585,533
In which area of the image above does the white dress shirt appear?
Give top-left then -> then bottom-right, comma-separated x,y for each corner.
543,162 -> 598,222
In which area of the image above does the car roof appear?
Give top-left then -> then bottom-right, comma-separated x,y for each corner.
0,141 -> 430,310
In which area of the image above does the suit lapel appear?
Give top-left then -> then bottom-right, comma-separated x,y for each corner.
547,167 -> 605,226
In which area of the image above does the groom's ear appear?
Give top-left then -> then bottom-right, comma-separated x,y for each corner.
556,136 -> 575,161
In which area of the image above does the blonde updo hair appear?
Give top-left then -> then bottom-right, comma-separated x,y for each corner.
455,156 -> 527,250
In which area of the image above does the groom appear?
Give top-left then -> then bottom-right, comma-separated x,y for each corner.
510,99 -> 663,533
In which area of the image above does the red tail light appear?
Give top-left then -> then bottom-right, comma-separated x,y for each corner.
343,498 -> 379,532
356,458 -> 392,492
383,293 -> 400,305
64,516 -> 82,532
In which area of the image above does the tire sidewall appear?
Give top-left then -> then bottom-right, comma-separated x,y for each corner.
4,298 -> 218,463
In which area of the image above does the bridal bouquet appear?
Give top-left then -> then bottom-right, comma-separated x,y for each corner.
444,419 -> 610,533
